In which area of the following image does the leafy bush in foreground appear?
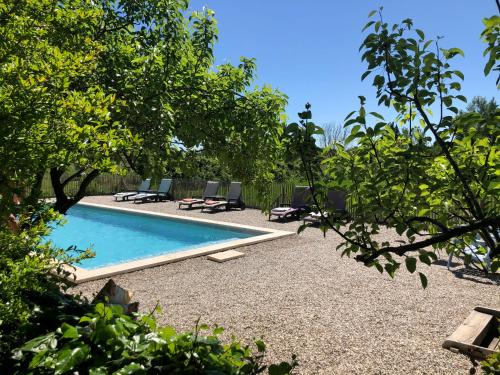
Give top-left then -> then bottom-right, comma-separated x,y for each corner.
13,303 -> 297,374
482,350 -> 500,374
0,205 -> 92,368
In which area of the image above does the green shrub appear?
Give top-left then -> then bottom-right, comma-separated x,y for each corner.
481,322 -> 500,374
482,351 -> 500,374
13,303 -> 297,374
0,205 -> 92,369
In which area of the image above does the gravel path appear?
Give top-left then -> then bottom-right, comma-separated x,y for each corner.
73,196 -> 500,374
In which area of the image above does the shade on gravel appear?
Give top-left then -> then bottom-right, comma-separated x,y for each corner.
72,196 -> 500,375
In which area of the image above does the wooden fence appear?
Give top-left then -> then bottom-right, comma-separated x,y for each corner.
40,173 -> 301,210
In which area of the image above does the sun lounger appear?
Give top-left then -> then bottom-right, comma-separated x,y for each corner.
303,190 -> 347,225
269,186 -> 311,221
113,179 -> 151,201
133,178 -> 173,203
178,181 -> 220,209
447,233 -> 494,271
201,182 -> 245,212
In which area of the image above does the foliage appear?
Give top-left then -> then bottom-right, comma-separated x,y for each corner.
291,9 -> 499,286
0,0 -> 287,214
482,347 -> 500,374
175,150 -> 233,182
13,303 -> 297,375
481,1 -> 500,88
282,104 -> 322,182
0,204 -> 92,369
465,96 -> 498,119
0,0 -> 128,216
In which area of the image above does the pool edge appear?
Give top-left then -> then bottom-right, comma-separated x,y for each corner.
64,202 -> 295,283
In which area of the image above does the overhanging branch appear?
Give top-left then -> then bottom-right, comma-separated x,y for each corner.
355,216 -> 500,264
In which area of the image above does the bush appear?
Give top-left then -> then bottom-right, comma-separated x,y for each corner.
12,303 -> 297,374
0,204 -> 92,369
482,351 -> 500,374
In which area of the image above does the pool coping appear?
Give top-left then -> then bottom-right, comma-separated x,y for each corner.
63,202 -> 295,284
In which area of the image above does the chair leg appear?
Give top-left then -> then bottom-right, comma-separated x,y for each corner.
447,251 -> 454,270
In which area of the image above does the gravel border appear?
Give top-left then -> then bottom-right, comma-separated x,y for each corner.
72,196 -> 500,374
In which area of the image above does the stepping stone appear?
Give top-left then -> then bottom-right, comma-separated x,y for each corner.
208,250 -> 245,263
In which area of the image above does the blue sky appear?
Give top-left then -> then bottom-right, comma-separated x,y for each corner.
189,0 -> 498,126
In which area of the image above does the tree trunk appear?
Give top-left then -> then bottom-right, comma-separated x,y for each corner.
50,167 -> 100,214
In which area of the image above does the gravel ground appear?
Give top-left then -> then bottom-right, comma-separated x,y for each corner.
73,196 -> 500,374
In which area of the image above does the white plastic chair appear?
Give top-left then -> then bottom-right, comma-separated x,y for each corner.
447,236 -> 492,270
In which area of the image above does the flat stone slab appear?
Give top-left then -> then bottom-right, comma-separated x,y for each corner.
208,250 -> 245,263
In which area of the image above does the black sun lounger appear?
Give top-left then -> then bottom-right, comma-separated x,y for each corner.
303,190 -> 347,224
133,178 -> 173,203
178,181 -> 220,209
269,186 -> 311,221
201,182 -> 245,212
113,179 -> 151,201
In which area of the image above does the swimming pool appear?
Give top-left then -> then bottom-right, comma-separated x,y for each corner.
49,203 -> 293,283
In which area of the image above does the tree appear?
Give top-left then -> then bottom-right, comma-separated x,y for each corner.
318,121 -> 348,148
292,9 -> 499,285
456,96 -> 498,141
0,0 -> 127,217
0,0 -> 287,214
465,96 -> 498,118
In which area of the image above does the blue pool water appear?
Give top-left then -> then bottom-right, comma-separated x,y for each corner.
48,205 -> 260,270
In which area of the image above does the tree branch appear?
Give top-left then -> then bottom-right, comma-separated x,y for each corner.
355,216 -> 500,264
61,168 -> 84,188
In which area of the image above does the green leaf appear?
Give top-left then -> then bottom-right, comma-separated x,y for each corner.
362,21 -> 375,32
269,362 -> 294,375
113,362 -> 146,374
418,252 -> 432,266
344,111 -> 356,121
405,257 -> 417,273
369,112 -> 384,120
372,261 -> 383,274
297,223 -> 308,234
344,118 -> 358,127
255,339 -> 266,352
491,259 -> 499,273
418,272 -> 428,289
395,224 -> 406,236
61,323 -> 79,339
416,29 -> 425,40
484,58 -> 494,75
447,48 -> 465,57
345,131 -> 364,145
90,368 -> 110,375
22,333 -> 56,351
55,345 -> 90,375
453,70 -> 464,80
367,10 -> 377,18
298,110 -> 312,120
361,70 -> 372,81
384,262 -> 400,278
213,326 -> 224,335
